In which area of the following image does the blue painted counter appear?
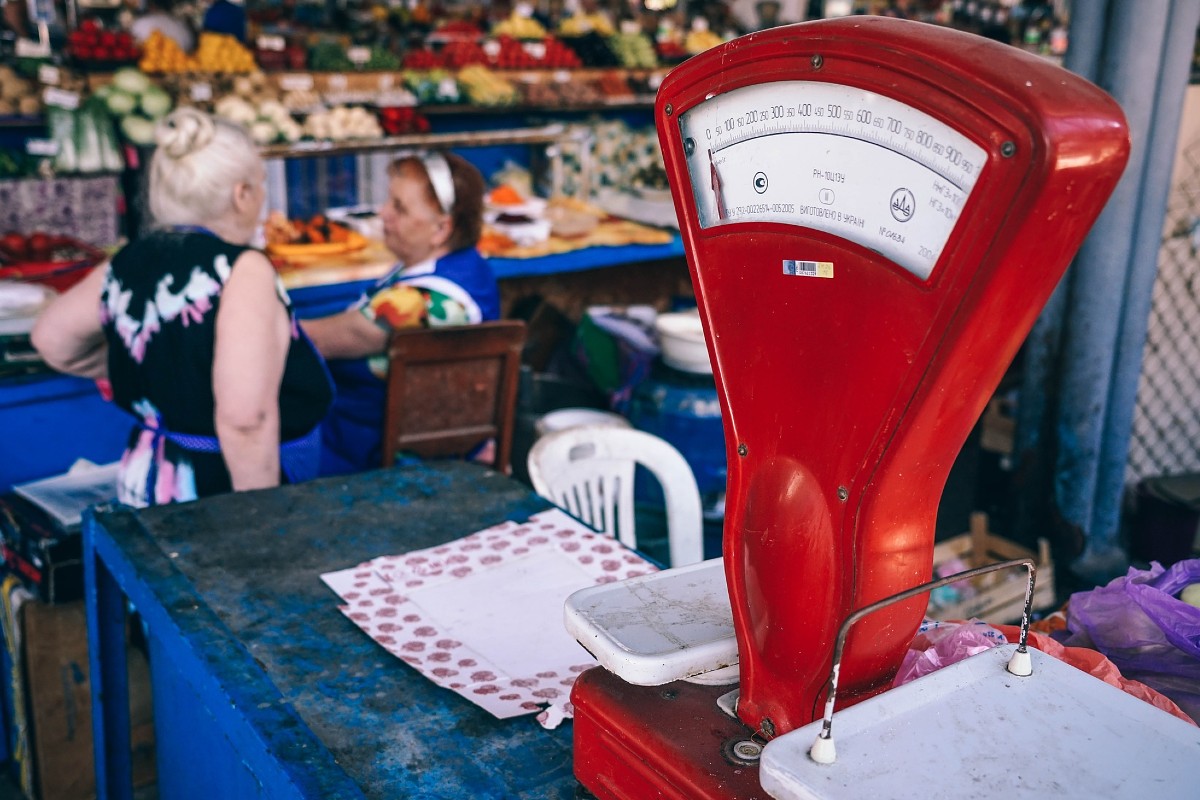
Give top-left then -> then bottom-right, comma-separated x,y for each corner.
85,461 -> 577,799
0,373 -> 129,493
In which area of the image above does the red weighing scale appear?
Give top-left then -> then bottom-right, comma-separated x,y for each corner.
562,16 -> 1196,800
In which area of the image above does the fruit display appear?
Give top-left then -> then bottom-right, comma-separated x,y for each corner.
140,30 -> 257,73
0,66 -> 41,117
521,79 -> 602,107
559,32 -> 621,68
44,95 -> 124,174
559,13 -> 616,37
438,39 -> 489,69
684,26 -> 724,55
68,19 -> 140,67
487,36 -> 582,70
403,70 -> 461,104
302,105 -> 383,141
0,232 -> 105,291
607,32 -> 659,68
456,65 -> 520,106
491,12 -> 547,40
95,68 -> 173,147
378,106 -> 430,136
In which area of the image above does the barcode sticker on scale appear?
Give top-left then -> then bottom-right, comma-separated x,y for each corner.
783,260 -> 834,279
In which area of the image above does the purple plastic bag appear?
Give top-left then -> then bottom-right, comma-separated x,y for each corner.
1061,559 -> 1200,723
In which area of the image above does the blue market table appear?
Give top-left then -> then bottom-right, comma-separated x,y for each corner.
84,461 -> 579,799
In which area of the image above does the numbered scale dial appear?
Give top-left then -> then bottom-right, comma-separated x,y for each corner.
678,81 -> 986,280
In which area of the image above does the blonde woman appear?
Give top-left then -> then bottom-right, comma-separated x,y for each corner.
32,108 -> 333,507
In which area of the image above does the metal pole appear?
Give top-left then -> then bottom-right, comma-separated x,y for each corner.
1088,0 -> 1200,572
1053,0 -> 1168,583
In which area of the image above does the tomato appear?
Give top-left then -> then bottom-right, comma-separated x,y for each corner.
0,232 -> 25,260
27,232 -> 52,261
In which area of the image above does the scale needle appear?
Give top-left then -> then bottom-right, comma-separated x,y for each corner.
709,150 -> 725,220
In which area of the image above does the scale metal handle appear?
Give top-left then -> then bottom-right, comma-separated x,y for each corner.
809,557 -> 1038,765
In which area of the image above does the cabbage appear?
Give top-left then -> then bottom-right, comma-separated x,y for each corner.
111,68 -> 152,97
139,88 -> 172,119
104,90 -> 137,117
120,114 -> 157,146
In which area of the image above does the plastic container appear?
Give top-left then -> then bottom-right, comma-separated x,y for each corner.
535,407 -> 630,437
654,309 -> 710,374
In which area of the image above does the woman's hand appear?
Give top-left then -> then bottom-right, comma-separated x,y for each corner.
213,249 -> 289,491
30,264 -> 110,379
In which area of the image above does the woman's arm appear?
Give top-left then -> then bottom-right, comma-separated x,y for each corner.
300,308 -> 389,360
212,249 -> 290,491
30,264 -> 110,379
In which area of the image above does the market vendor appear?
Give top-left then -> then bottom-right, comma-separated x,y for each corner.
31,108 -> 334,506
302,150 -> 500,476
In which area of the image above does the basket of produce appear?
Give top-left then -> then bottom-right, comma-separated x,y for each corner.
0,232 -> 106,291
264,212 -> 368,257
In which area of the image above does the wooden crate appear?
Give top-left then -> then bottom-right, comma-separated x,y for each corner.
926,512 -> 1056,624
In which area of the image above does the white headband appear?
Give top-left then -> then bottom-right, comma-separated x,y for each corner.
420,151 -> 456,215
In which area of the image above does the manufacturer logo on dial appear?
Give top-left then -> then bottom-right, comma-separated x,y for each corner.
890,188 -> 915,222
753,172 -> 768,194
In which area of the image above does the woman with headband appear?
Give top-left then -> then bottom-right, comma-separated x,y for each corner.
32,107 -> 334,506
303,150 -> 500,476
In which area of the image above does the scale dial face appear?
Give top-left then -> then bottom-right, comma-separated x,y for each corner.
678,81 -> 987,280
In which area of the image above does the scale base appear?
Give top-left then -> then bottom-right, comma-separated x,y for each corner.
572,667 -> 767,800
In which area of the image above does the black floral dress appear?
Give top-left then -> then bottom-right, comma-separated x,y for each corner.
100,230 -> 333,506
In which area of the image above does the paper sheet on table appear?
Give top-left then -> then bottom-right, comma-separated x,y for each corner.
321,508 -> 659,728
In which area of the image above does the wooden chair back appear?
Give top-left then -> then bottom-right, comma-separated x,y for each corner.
382,320 -> 526,472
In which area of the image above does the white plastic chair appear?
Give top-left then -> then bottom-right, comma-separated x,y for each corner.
527,425 -> 705,567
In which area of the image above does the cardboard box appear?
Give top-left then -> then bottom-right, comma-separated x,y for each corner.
22,600 -> 155,800
926,512 -> 1056,624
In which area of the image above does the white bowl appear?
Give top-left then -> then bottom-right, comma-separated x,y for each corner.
535,408 -> 631,437
655,310 -> 711,374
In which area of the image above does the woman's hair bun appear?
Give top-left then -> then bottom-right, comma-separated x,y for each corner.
155,108 -> 217,159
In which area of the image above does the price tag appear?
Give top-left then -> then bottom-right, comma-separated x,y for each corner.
378,73 -> 395,90
43,87 -> 80,110
15,39 -> 49,58
256,35 -> 286,51
515,2 -> 534,18
327,73 -> 348,91
38,64 -> 60,85
437,77 -> 458,99
348,46 -> 371,66
190,82 -> 213,101
691,17 -> 709,32
647,72 -> 664,90
279,73 -> 315,91
25,138 -> 58,157
522,42 -> 547,60
553,70 -> 571,83
483,40 -> 502,58
619,20 -> 641,35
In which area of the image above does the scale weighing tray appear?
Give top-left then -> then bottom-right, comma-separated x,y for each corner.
760,644 -> 1198,799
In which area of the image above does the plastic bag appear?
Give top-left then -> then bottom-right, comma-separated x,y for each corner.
893,619 -> 1007,687
1059,559 -> 1200,724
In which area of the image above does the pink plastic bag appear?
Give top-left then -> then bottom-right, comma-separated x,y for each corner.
893,619 -> 1007,687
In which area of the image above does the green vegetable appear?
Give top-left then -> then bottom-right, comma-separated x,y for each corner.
120,114 -> 157,146
104,89 -> 137,116
139,88 -> 172,119
111,67 -> 153,96
86,97 -> 125,173
46,104 -> 77,173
